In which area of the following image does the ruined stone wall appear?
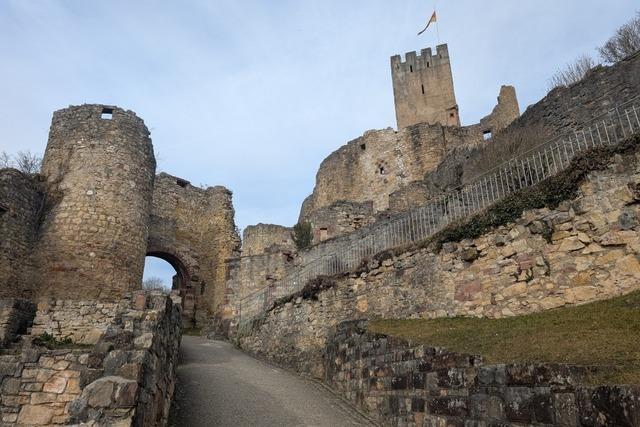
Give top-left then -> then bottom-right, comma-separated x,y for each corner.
478,85 -> 520,135
0,299 -> 35,348
325,320 -> 640,426
300,123 -> 482,222
238,147 -> 640,376
30,299 -> 129,345
391,44 -> 460,129
0,169 -> 42,299
34,104 -> 156,301
304,201 -> 376,243
242,224 -> 294,257
0,291 -> 182,426
428,51 -> 640,192
148,173 -> 240,325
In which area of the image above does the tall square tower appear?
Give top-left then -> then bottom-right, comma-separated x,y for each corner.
391,44 -> 460,129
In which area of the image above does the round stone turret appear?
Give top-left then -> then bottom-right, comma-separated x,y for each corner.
35,104 -> 156,300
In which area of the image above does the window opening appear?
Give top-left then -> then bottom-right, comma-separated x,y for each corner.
100,108 -> 113,120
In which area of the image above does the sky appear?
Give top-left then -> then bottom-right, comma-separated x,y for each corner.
1,1 -> 635,286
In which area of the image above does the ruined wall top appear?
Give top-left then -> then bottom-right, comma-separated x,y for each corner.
242,224 -> 294,257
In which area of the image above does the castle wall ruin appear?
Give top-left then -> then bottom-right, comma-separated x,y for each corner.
427,51 -> 640,193
238,138 -> 640,377
0,169 -> 42,299
241,224 -> 294,257
34,105 -> 156,301
148,173 -> 240,326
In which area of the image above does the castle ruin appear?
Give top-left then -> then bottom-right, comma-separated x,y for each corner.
1,38 -> 639,426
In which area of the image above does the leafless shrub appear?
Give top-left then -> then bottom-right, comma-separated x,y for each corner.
15,151 -> 42,174
0,150 -> 42,174
599,11 -> 640,63
547,55 -> 597,91
142,276 -> 167,291
0,152 -> 12,169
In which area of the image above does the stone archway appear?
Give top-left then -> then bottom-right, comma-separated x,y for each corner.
145,243 -> 202,328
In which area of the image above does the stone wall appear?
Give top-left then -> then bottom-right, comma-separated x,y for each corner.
241,224 -> 294,257
299,123 -> 483,221
148,172 -> 240,326
0,169 -> 42,299
34,104 -> 156,301
391,44 -> 460,129
427,50 -> 640,193
0,299 -> 35,348
238,145 -> 640,377
478,85 -> 520,136
304,201 -> 376,244
325,320 -> 640,426
0,291 -> 182,426
30,299 -> 130,346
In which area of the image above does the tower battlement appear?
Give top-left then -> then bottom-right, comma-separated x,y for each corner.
390,44 -> 451,73
391,43 -> 459,129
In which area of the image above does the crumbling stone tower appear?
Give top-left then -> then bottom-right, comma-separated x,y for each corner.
35,105 -> 156,300
391,44 -> 460,129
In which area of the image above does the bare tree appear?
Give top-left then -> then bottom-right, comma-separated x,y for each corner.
0,150 -> 42,174
0,151 -> 12,169
142,276 -> 167,291
547,54 -> 597,91
14,151 -> 42,174
599,11 -> 640,63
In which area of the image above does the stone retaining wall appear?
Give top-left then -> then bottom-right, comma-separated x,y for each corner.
325,320 -> 640,426
0,291 -> 182,426
237,145 -> 640,378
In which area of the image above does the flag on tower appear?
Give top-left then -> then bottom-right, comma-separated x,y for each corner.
417,11 -> 437,36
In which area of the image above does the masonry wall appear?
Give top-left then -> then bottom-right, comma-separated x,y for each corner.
0,291 -> 182,426
34,105 -> 156,301
238,147 -> 640,378
391,44 -> 460,129
299,123 -> 482,221
242,224 -> 294,257
0,299 -> 35,348
148,173 -> 240,325
478,85 -> 520,135
325,320 -> 640,426
429,51 -> 640,192
304,201 -> 376,244
0,169 -> 42,299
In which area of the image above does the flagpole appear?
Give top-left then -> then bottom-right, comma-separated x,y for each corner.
434,0 -> 440,43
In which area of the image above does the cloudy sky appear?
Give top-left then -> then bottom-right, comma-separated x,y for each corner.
1,1 -> 635,285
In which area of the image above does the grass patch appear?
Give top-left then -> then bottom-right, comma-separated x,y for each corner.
368,290 -> 640,385
32,332 -> 84,349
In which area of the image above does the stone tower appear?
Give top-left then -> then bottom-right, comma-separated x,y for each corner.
35,105 -> 156,300
391,44 -> 460,129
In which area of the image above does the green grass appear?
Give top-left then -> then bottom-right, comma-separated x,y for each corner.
368,291 -> 640,385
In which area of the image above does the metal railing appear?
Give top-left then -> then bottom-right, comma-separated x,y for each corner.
238,97 -> 640,325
